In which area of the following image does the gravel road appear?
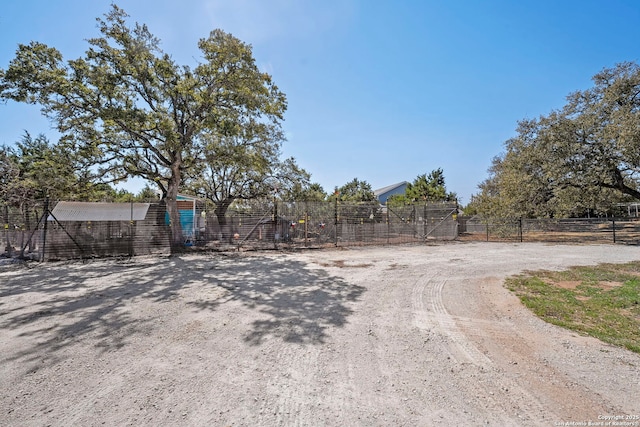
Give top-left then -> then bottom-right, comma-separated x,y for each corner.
1,242 -> 640,426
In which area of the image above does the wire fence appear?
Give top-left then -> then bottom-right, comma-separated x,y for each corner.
4,197 -> 640,262
1,199 -> 171,261
1,198 -> 459,261
458,216 -> 640,245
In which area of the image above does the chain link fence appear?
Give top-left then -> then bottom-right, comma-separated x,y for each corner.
1,198 -> 48,260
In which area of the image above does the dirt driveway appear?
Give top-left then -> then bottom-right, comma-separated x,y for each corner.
1,242 -> 640,426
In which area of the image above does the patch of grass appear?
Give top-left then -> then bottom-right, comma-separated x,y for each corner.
506,261 -> 640,353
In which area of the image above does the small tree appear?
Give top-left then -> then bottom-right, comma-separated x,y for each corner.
406,168 -> 457,202
332,178 -> 377,202
282,182 -> 327,202
332,178 -> 380,223
184,128 -> 310,237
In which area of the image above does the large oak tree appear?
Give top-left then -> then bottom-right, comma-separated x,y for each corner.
473,62 -> 640,219
0,5 -> 287,248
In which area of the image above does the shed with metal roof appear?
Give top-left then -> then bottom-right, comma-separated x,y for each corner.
49,201 -> 150,222
44,201 -> 169,260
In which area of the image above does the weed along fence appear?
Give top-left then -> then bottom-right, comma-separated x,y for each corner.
1,198 -> 459,261
459,216 -> 640,244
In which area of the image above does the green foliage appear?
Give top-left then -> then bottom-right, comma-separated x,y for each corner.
0,132 -> 107,204
0,145 -> 20,202
387,169 -> 456,207
331,178 -> 380,223
460,202 -> 478,216
507,262 -> 640,353
183,128 -> 310,224
99,185 -> 160,203
386,193 -> 409,206
282,182 -> 327,202
15,132 -> 75,201
0,5 -> 287,248
474,62 -> 640,219
332,178 -> 376,202
134,185 -> 161,201
405,168 -> 457,202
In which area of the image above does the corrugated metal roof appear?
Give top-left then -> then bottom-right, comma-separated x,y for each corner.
49,202 -> 151,221
374,181 -> 409,196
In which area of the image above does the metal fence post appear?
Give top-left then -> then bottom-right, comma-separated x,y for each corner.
519,218 -> 523,243
334,197 -> 338,247
386,208 -> 390,245
304,206 -> 308,247
3,205 -> 10,257
41,197 -> 49,262
129,198 -> 134,258
273,197 -> 278,249
612,219 -> 616,243
423,204 -> 427,242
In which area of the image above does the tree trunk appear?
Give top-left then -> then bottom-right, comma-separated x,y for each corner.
214,198 -> 234,242
602,168 -> 640,201
22,206 -> 32,256
166,163 -> 183,251
3,205 -> 10,257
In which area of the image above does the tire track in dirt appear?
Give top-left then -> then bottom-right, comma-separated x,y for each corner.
4,244 -> 640,426
256,340 -> 322,425
413,272 -> 498,367
452,275 -> 631,420
425,275 -> 493,367
411,271 -> 556,425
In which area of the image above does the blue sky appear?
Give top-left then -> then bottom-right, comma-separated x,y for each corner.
1,1 -> 639,204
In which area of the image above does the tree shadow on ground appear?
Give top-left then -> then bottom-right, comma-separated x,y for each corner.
187,254 -> 365,345
0,253 -> 365,366
0,258 -> 185,365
